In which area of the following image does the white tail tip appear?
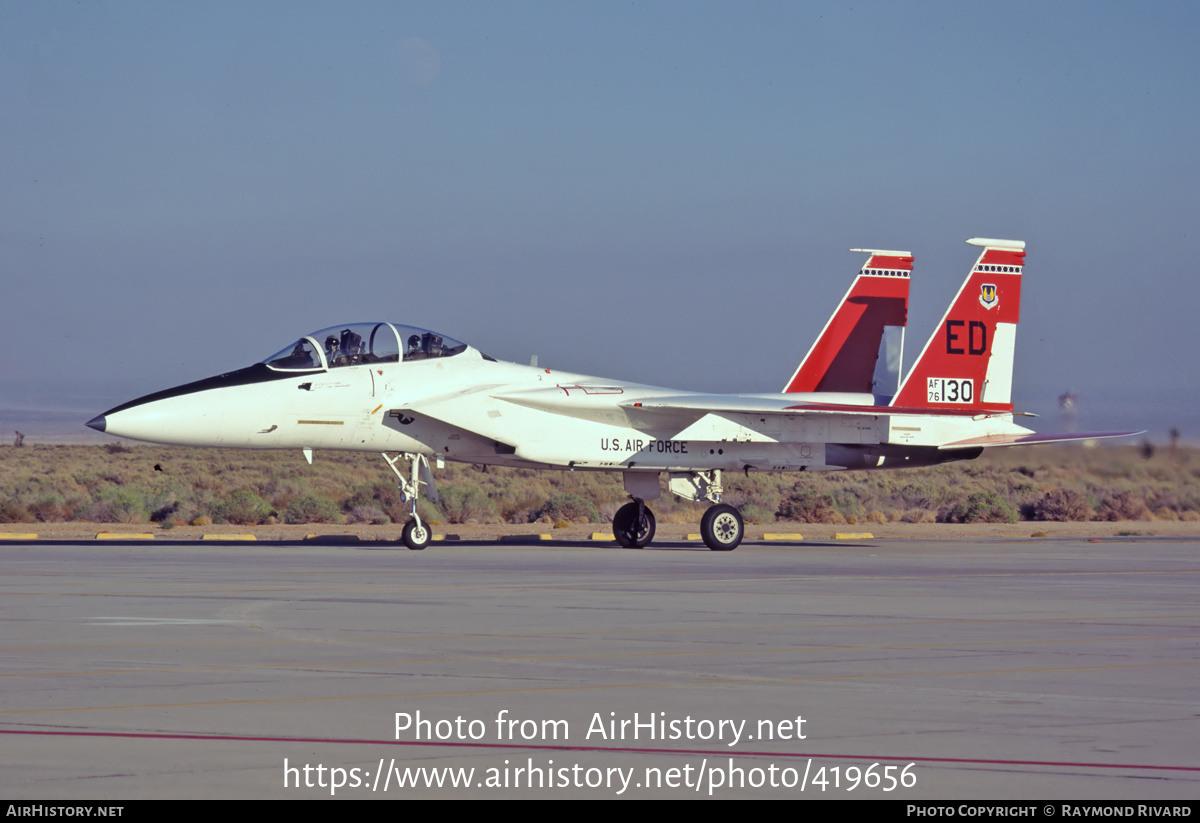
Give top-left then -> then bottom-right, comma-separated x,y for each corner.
966,237 -> 1025,250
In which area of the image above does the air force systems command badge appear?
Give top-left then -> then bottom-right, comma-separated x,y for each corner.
979,283 -> 999,309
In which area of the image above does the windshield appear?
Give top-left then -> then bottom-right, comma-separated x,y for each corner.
262,337 -> 323,371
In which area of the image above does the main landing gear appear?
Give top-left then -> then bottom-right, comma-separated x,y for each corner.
699,503 -> 743,552
614,470 -> 744,551
613,500 -> 656,548
383,452 -> 440,550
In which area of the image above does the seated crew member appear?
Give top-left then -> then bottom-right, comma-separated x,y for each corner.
324,335 -> 342,366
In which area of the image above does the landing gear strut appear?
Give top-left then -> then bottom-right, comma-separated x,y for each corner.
383,452 -> 440,550
613,500 -> 656,548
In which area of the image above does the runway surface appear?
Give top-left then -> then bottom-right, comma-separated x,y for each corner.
2,536 -> 1197,799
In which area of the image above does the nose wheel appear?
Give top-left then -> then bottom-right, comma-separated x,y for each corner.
613,500 -> 656,548
701,503 -> 743,551
402,518 -> 431,551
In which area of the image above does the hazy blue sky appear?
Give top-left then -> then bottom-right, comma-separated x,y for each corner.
2,1 -> 1197,440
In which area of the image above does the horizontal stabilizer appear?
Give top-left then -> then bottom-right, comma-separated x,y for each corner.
938,430 -> 1143,450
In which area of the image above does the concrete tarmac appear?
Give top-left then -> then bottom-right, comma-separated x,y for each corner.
1,536 -> 1197,799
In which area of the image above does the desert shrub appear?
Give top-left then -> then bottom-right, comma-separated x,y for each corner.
1097,492 -> 1151,521
776,486 -> 836,523
435,486 -> 500,524
0,500 -> 32,523
415,499 -> 441,524
141,487 -> 187,523
943,491 -> 1018,524
63,493 -> 92,519
4,444 -> 1197,531
82,488 -> 149,523
1004,473 -> 1039,495
27,495 -> 70,522
598,499 -> 625,522
489,488 -> 548,523
346,505 -> 391,525
283,495 -> 343,524
1147,490 -> 1197,514
829,486 -> 867,521
214,489 -> 275,525
721,477 -> 781,524
1033,488 -> 1093,522
894,481 -> 946,510
264,480 -> 311,515
149,499 -> 181,523
346,483 -> 406,522
532,493 -> 599,524
192,474 -> 223,494
71,471 -> 107,494
739,502 -> 777,524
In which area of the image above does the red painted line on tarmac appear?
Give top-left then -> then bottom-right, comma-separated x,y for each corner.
3,728 -> 1197,773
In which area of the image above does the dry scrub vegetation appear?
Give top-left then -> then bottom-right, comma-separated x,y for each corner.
1,443 -> 1196,528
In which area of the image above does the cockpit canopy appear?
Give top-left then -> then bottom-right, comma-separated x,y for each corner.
261,323 -> 467,371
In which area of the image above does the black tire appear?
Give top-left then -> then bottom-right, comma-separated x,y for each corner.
701,504 -> 743,551
613,501 -> 656,549
402,518 -> 432,551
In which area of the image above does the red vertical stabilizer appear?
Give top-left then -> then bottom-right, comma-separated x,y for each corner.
782,249 -> 911,394
891,238 -> 1024,413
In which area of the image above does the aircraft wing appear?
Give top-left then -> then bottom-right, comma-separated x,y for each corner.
493,386 -> 1039,428
491,387 -> 1142,448
387,385 -> 522,456
625,393 -> 871,423
493,387 -> 887,432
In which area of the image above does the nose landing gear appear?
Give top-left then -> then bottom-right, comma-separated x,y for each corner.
383,452 -> 440,550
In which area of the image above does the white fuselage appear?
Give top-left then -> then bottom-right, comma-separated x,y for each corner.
97,346 -> 1033,474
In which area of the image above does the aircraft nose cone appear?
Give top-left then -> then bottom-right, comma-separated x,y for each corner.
85,415 -> 107,433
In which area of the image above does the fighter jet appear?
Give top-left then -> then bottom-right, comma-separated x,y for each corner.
87,238 -> 1135,550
